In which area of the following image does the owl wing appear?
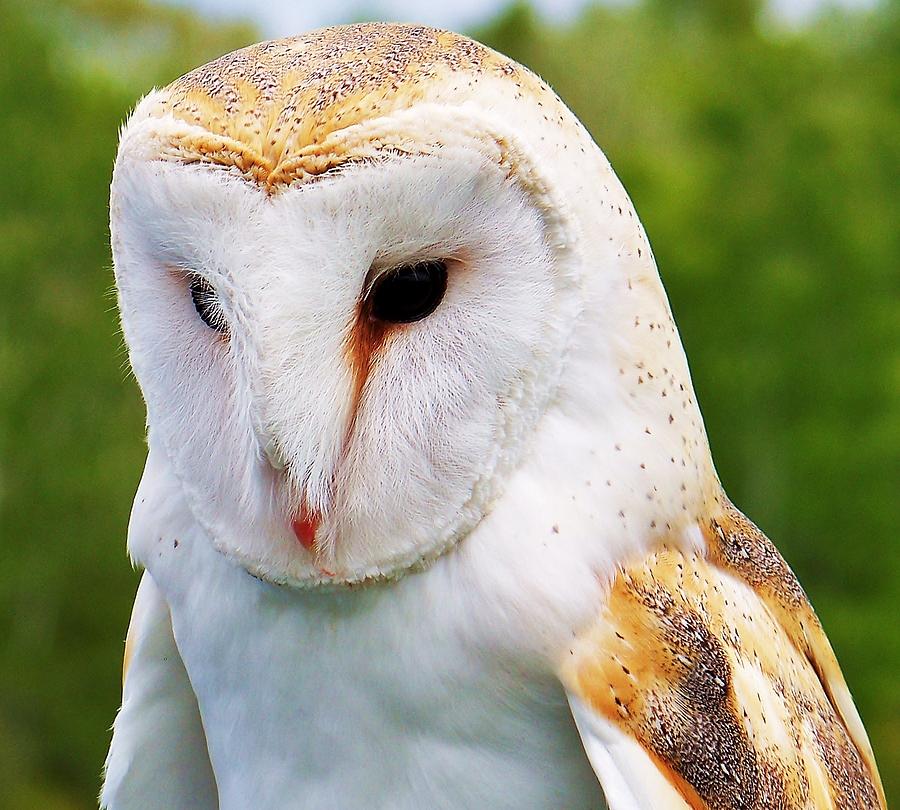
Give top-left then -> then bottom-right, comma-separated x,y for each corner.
560,502 -> 885,810
101,571 -> 218,810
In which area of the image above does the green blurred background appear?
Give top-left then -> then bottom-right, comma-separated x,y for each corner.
0,0 -> 897,806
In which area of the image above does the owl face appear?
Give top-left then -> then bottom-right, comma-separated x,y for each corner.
112,25 -> 716,586
113,132 -> 579,584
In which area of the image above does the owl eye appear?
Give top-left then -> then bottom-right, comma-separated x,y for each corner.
189,276 -> 227,333
368,260 -> 448,324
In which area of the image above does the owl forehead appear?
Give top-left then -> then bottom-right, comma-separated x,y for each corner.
132,23 -> 551,188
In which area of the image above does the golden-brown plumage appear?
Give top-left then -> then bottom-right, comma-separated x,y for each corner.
561,501 -> 885,809
135,23 -> 549,189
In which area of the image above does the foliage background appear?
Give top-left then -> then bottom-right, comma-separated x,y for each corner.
0,0 -> 896,806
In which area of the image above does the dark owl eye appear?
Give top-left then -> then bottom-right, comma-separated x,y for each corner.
189,276 -> 227,333
368,260 -> 448,324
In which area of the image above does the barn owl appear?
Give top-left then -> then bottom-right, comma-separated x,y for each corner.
101,23 -> 885,810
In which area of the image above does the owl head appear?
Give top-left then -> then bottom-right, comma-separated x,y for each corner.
112,23 -> 717,586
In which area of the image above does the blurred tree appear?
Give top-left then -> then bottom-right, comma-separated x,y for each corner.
0,0 -> 896,806
648,0 -> 762,32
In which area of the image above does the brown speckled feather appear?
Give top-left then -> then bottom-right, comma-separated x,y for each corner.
561,501 -> 885,809
137,23 -> 541,188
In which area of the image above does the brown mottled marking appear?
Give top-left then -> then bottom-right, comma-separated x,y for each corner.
561,503 -> 885,809
138,23 -> 543,188
707,500 -> 884,807
707,503 -> 808,611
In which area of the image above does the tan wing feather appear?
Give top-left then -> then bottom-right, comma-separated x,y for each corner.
561,501 -> 885,809
121,580 -> 147,689
707,503 -> 884,805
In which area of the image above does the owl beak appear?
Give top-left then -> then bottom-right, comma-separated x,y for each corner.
291,509 -> 320,551
291,511 -> 336,577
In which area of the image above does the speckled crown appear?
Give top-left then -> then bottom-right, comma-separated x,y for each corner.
135,23 -> 545,188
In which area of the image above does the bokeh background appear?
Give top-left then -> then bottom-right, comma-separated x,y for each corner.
0,0 -> 897,806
